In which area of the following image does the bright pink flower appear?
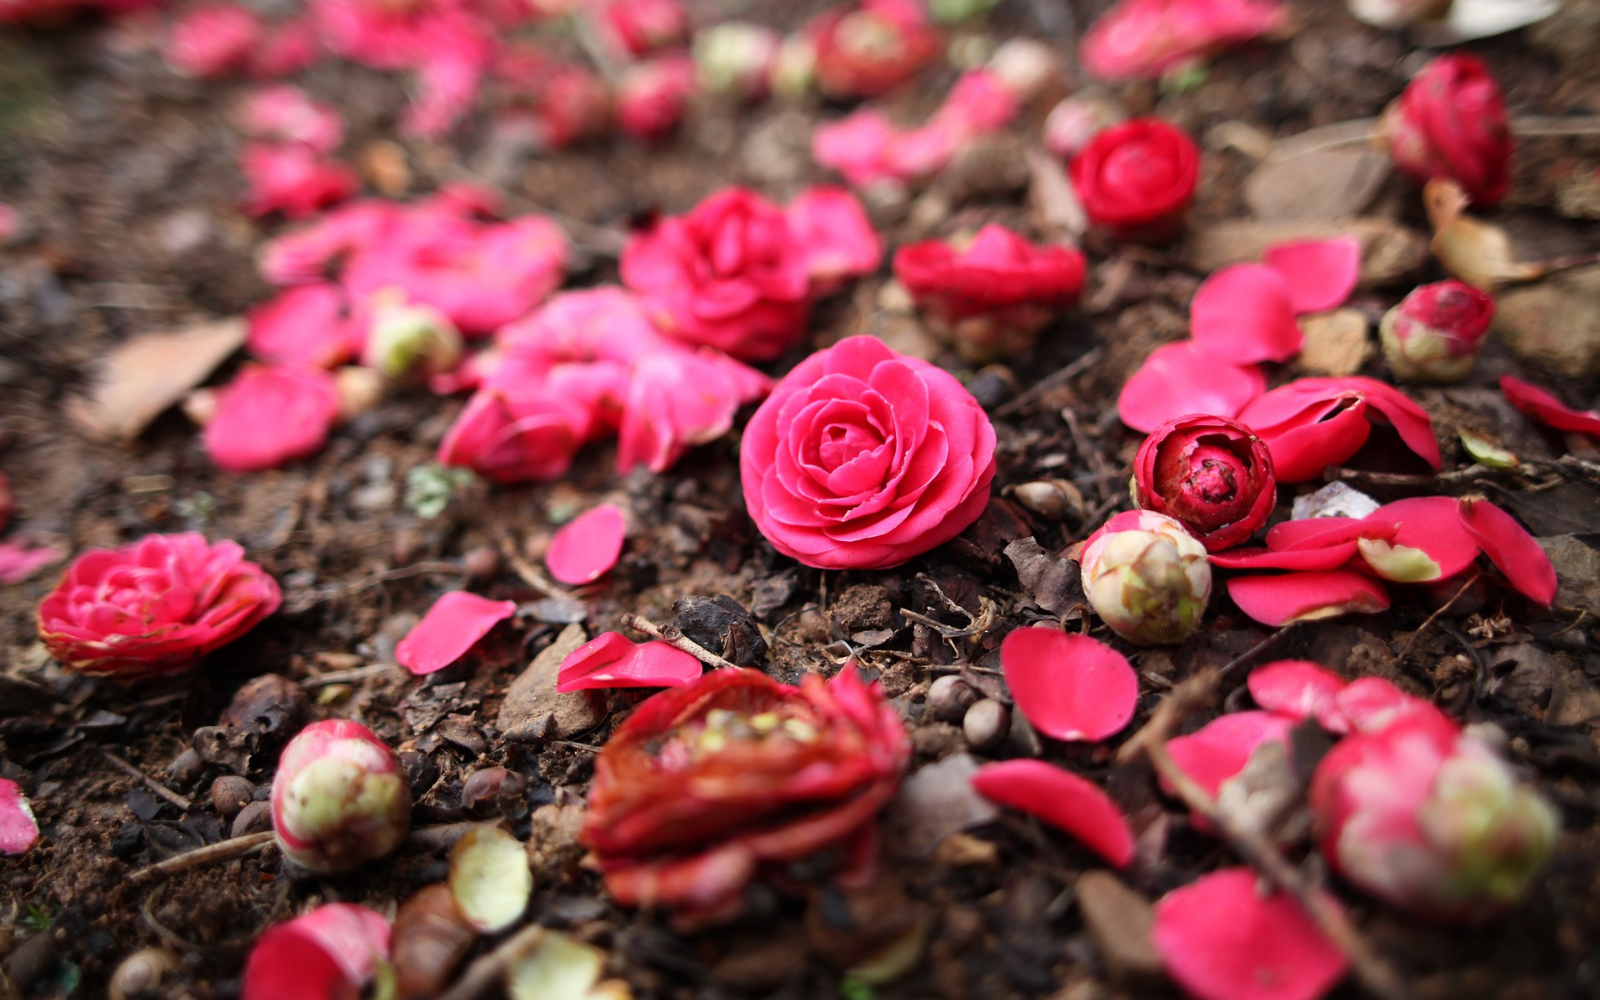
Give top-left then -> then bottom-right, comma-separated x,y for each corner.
271,719 -> 411,873
1227,569 -> 1390,627
1165,710 -> 1295,799
493,286 -> 667,370
37,532 -> 282,680
615,54 -> 698,141
1262,237 -> 1361,315
240,142 -> 359,220
616,347 -> 772,474
247,284 -> 360,369
1383,53 -> 1511,208
259,201 -> 401,286
237,85 -> 344,153
1351,496 -> 1480,583
1381,280 -> 1495,384
436,387 -> 593,482
250,18 -> 320,78
242,903 -> 391,1000
165,3 -> 262,78
1190,264 -> 1302,364
395,591 -> 518,676
0,780 -> 37,856
594,0 -> 688,57
1081,510 -> 1212,645
1247,660 -> 1347,731
403,21 -> 493,138
204,365 -> 342,472
621,188 -> 812,361
1235,377 -> 1441,483
739,336 -> 997,569
1153,868 -> 1347,1000
547,504 -> 627,585
971,760 -> 1136,868
1133,414 -> 1275,552
1499,375 -> 1600,438
785,186 -> 882,294
1457,496 -> 1557,607
1001,628 -> 1139,742
807,0 -> 940,99
1070,118 -> 1200,243
557,632 -> 703,691
1081,0 -> 1288,82
1118,341 -> 1266,433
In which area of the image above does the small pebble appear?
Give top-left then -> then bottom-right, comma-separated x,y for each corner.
210,776 -> 254,818
963,699 -> 1010,751
231,800 -> 273,838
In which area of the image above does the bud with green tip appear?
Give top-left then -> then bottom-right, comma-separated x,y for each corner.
271,719 -> 411,873
1079,510 -> 1211,645
694,22 -> 780,101
1379,279 -> 1495,384
361,293 -> 463,382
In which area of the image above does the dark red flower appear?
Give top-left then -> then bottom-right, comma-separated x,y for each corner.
582,665 -> 909,929
1134,415 -> 1275,552
1382,53 -> 1511,208
807,0 -> 940,100
1069,118 -> 1199,243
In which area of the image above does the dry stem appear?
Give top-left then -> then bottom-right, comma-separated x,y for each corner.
103,751 -> 193,812
436,922 -> 549,1000
621,613 -> 740,670
128,832 -> 275,885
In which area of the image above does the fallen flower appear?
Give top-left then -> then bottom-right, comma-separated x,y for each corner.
436,387 -> 594,482
1235,376 -> 1441,483
0,779 -> 39,855
971,759 -> 1135,868
1081,0 -> 1288,82
395,591 -> 518,676
1190,265 -> 1303,364
1133,414 -> 1276,552
240,903 -> 391,1000
1381,52 -> 1511,208
1001,627 -> 1140,742
165,3 -> 262,78
236,85 -> 344,153
1117,341 -> 1266,433
557,632 -> 703,691
37,532 -> 282,680
1499,374 -> 1600,438
1246,660 -> 1348,732
1262,236 -> 1362,315
1081,510 -> 1212,645
807,0 -> 941,99
616,345 -> 773,474
1227,569 -> 1390,627
240,141 -> 360,220
785,186 -> 883,295
1070,118 -> 1200,243
1457,496 -> 1558,607
546,504 -> 627,585
0,538 -> 67,586
203,364 -> 342,472
1380,280 -> 1495,384
1332,676 -> 1433,735
615,54 -> 698,142
247,283 -> 360,369
271,719 -> 412,873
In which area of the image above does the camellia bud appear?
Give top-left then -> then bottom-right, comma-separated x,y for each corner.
1379,280 -> 1495,384
1079,510 -> 1211,646
362,293 -> 463,382
693,22 -> 781,101
1132,415 -> 1276,552
770,33 -> 818,100
1310,704 -> 1558,921
270,719 -> 412,873
1380,53 -> 1511,207
615,55 -> 698,142
1042,93 -> 1125,160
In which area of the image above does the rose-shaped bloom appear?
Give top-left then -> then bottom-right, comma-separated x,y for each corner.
37,533 -> 282,680
1382,53 -> 1511,208
1310,704 -> 1558,921
583,665 -> 909,929
1236,376 -> 1441,484
892,225 -> 1087,364
1133,415 -> 1276,552
1379,280 -> 1495,384
621,188 -> 812,362
807,0 -> 941,100
271,719 -> 412,873
1080,510 -> 1211,645
1070,118 -> 1200,243
740,336 -> 997,570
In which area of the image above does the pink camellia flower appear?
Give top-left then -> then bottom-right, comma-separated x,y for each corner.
812,110 -> 909,189
0,779 -> 38,856
1499,374 -> 1600,438
1133,414 -> 1276,552
583,665 -> 908,929
694,21 -> 781,101
258,200 -> 400,286
1310,702 -> 1558,921
395,591 -> 518,676
972,760 -> 1136,868
1262,237 -> 1362,315
1001,628 -> 1139,742
237,85 -> 344,153
1081,0 -> 1287,82
164,3 -> 262,78
547,504 -> 627,585
272,719 -> 411,873
37,533 -> 282,680
807,0 -> 941,100
621,188 -> 812,361
1457,496 -> 1558,607
240,142 -> 359,220
557,632 -> 703,691
615,54 -> 698,142
1070,118 -> 1200,243
241,903 -> 391,1000
739,336 -> 997,570
247,284 -> 360,369
1235,376 -> 1441,483
1117,341 -> 1266,433
1080,510 -> 1211,645
893,225 -> 1087,363
1227,569 -> 1391,627
204,364 -> 342,472
1380,280 -> 1495,384
1043,94 -> 1126,160
593,0 -> 689,57
785,186 -> 882,294
1382,53 -> 1511,208
310,0 -> 425,69
1191,265 -> 1302,364
437,387 -> 595,482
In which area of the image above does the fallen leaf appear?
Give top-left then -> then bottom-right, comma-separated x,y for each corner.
66,317 -> 246,442
1244,121 -> 1391,221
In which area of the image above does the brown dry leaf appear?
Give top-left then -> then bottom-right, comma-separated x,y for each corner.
1026,147 -> 1087,238
1243,119 -> 1391,221
66,317 -> 246,442
1424,179 -> 1545,289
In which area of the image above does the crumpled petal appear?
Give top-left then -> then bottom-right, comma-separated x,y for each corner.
557,632 -> 703,691
395,591 -> 517,676
1227,570 -> 1391,627
1001,628 -> 1139,742
0,779 -> 39,856
1118,341 -> 1266,433
1457,496 -> 1557,607
0,539 -> 68,585
1191,265 -> 1303,364
1246,660 -> 1348,732
1262,237 -> 1361,315
972,759 -> 1135,868
546,504 -> 627,586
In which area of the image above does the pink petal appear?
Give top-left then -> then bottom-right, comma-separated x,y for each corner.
1247,660 -> 1348,731
242,903 -> 390,1000
1332,677 -> 1432,734
546,504 -> 627,585
1499,375 -> 1600,437
1153,868 -> 1348,1000
1118,341 -> 1266,433
1263,237 -> 1361,315
1354,496 -> 1479,582
1265,517 -> 1397,552
247,283 -> 358,369
0,539 -> 68,585
1227,570 -> 1391,627
203,364 -> 341,472
1191,265 -> 1303,364
971,760 -> 1135,869
395,591 -> 517,676
1208,543 -> 1361,572
1001,628 -> 1139,743
0,779 -> 39,855
1165,711 -> 1295,798
557,632 -> 703,691
1457,497 -> 1558,607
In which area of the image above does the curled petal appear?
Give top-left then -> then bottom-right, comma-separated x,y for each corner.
1227,570 -> 1391,627
1001,628 -> 1139,742
1262,237 -> 1361,315
1165,711 -> 1294,798
971,760 -> 1135,868
1208,544 -> 1360,572
546,504 -> 627,586
1457,497 -> 1557,607
558,632 -> 704,691
1191,265 -> 1303,364
1353,496 -> 1480,583
395,591 -> 517,676
1247,660 -> 1347,731
1118,341 -> 1266,433
1499,375 -> 1600,438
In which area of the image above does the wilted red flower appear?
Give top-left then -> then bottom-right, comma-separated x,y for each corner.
165,3 -> 262,79
739,336 -> 997,570
1081,0 -> 1287,82
1382,53 -> 1511,208
1133,415 -> 1275,552
583,665 -> 909,929
37,532 -> 282,680
615,54 -> 697,141
1235,376 -> 1441,483
893,224 -> 1086,363
242,903 -> 390,1000
204,364 -> 342,472
1070,118 -> 1200,243
808,0 -> 940,100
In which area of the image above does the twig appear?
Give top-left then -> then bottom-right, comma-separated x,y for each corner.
403,821 -> 500,854
1215,621 -> 1304,682
128,832 -> 275,885
303,663 -> 397,687
620,613 -> 740,670
436,922 -> 549,1000
994,347 -> 1106,417
495,535 -> 577,600
103,751 -> 192,812
1397,569 -> 1483,662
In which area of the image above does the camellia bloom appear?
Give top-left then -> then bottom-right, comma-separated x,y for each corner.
1381,53 -> 1512,208
271,719 -> 412,873
893,225 -> 1087,363
437,387 -> 595,482
1081,0 -> 1287,82
37,533 -> 282,680
739,336 -> 998,570
621,188 -> 812,361
615,55 -> 698,142
1133,415 -> 1275,552
1235,376 -> 1441,483
582,665 -> 909,929
1117,341 -> 1266,433
807,0 -> 941,99
1310,703 -> 1558,921
1080,510 -> 1211,645
241,903 -> 390,1000
164,3 -> 262,78
204,364 -> 342,472
1070,118 -> 1200,243
1381,280 -> 1495,384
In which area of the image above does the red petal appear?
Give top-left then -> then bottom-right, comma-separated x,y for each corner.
558,632 -> 703,691
1263,237 -> 1361,315
1118,341 -> 1266,433
242,903 -> 390,1000
1266,516 -> 1397,552
1333,677 -> 1433,734
1354,496 -> 1480,582
1165,711 -> 1295,798
395,591 -> 517,676
1001,628 -> 1139,743
546,503 -> 627,585
1227,571 -> 1391,627
1500,375 -> 1600,437
971,760 -> 1135,869
1208,543 -> 1360,572
1344,378 -> 1441,471
1457,497 -> 1558,607
0,779 -> 39,856
1247,660 -> 1348,731
1191,265 -> 1303,364
1153,868 -> 1348,1000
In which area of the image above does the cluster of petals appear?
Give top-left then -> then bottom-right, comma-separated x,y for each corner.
805,0 -> 941,99
581,664 -> 909,929
1382,52 -> 1512,208
1069,118 -> 1201,244
1133,414 -> 1276,552
1081,0 -> 1287,81
241,903 -> 390,1000
37,532 -> 282,681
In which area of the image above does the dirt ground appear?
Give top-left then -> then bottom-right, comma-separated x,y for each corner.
3,1 -> 1600,998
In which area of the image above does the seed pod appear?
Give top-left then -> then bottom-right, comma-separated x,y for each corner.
927,675 -> 980,723
1009,479 -> 1086,522
962,699 -> 1009,751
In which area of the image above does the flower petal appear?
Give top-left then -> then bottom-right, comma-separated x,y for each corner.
1227,570 -> 1391,627
0,779 -> 39,856
1191,265 -> 1303,364
546,504 -> 627,585
1354,496 -> 1480,583
1118,341 -> 1266,433
557,632 -> 703,691
1001,629 -> 1139,742
1263,237 -> 1361,315
971,760 -> 1135,868
1208,544 -> 1360,572
1247,660 -> 1348,731
1499,375 -> 1600,437
1457,497 -> 1557,607
395,591 -> 517,676
1165,711 -> 1295,798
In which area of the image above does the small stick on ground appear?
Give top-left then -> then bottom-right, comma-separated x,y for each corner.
1397,569 -> 1483,662
436,922 -> 549,1000
621,613 -> 740,670
103,751 -> 193,812
128,831 -> 275,885
994,347 -> 1105,418
496,535 -> 577,600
